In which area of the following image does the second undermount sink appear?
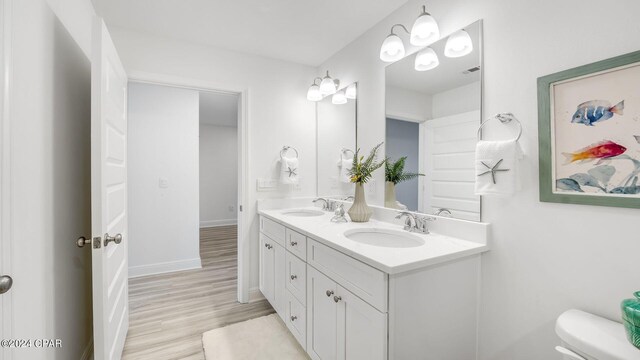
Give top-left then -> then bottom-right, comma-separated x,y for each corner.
343,228 -> 425,248
281,209 -> 325,217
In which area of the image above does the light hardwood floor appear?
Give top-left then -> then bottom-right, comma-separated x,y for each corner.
122,225 -> 275,360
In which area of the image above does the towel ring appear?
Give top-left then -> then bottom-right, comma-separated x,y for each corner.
341,148 -> 354,159
280,146 -> 299,159
477,113 -> 522,141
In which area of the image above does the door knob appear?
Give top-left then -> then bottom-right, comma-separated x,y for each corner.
77,236 -> 101,249
104,233 -> 122,247
290,241 -> 297,246
290,315 -> 297,321
0,275 -> 13,294
326,290 -> 334,297
334,295 -> 342,303
290,275 -> 297,280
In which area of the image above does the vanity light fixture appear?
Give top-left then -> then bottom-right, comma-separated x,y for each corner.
444,29 -> 473,58
345,83 -> 357,99
410,5 -> 439,46
319,71 -> 339,95
332,90 -> 348,105
414,47 -> 439,71
306,77 -> 323,101
380,24 -> 409,62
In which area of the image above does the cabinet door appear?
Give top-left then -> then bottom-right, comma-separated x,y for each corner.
336,285 -> 387,360
307,266 -> 338,360
259,234 -> 275,305
274,241 -> 286,318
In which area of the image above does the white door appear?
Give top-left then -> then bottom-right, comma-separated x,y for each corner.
91,17 -> 129,360
336,285 -> 387,360
424,110 -> 481,221
307,266 -> 338,360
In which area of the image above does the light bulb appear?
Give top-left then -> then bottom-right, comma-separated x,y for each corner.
345,83 -> 357,99
319,71 -> 337,95
444,29 -> 473,58
379,34 -> 405,62
410,9 -> 439,46
307,84 -> 322,101
332,90 -> 347,105
414,47 -> 439,71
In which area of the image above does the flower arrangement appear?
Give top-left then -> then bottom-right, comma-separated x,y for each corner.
348,143 -> 385,184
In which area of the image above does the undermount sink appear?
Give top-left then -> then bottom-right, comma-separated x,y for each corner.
281,209 -> 325,217
343,228 -> 425,248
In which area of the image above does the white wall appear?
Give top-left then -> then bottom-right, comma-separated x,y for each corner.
109,28 -> 317,290
319,1 -> 640,359
7,0 -> 94,358
128,82 -> 201,277
200,123 -> 238,227
385,85 -> 431,121
431,80 -> 481,118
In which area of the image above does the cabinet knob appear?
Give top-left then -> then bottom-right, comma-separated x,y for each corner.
334,295 -> 342,303
290,315 -> 297,321
264,243 -> 272,249
290,274 -> 297,280
326,290 -> 334,297
290,241 -> 297,246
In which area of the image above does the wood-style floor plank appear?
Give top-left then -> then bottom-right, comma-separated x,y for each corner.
122,225 -> 274,360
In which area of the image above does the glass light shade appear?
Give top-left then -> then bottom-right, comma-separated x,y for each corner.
414,47 -> 439,71
444,29 -> 473,58
345,83 -> 357,99
379,34 -> 405,62
306,84 -> 322,101
319,76 -> 337,95
332,91 -> 347,105
410,13 -> 439,46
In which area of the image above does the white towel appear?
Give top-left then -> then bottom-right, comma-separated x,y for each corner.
280,157 -> 299,185
474,139 -> 523,196
339,158 -> 353,183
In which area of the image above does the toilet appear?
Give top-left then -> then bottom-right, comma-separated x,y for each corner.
556,309 -> 640,359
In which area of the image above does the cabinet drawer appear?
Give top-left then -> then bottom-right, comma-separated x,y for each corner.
286,251 -> 306,303
307,239 -> 388,312
286,290 -> 307,350
286,228 -> 307,260
260,216 -> 285,246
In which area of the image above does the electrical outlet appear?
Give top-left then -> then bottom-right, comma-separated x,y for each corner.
228,205 -> 235,212
159,177 -> 169,189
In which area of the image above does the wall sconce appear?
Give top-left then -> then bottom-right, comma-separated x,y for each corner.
380,4 -> 440,63
319,71 -> 339,96
345,83 -> 357,99
306,77 -> 323,101
414,47 -> 439,71
332,90 -> 347,105
444,29 -> 473,58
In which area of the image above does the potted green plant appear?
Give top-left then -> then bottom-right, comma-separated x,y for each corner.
384,157 -> 424,209
347,143 -> 385,222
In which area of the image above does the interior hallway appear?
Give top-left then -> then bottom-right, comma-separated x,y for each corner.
122,225 -> 275,359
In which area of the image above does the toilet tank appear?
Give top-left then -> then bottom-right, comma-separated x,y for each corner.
556,309 -> 640,360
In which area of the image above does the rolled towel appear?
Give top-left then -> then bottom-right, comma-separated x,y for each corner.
339,157 -> 353,183
474,139 -> 523,196
280,157 -> 299,185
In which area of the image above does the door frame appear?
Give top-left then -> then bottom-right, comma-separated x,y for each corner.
0,0 -> 14,356
126,70 -> 251,303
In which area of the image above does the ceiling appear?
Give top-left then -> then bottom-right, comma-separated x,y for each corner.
199,91 -> 239,127
92,0 -> 410,66
385,21 -> 482,95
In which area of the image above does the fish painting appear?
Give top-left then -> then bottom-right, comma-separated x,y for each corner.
571,100 -> 624,126
562,140 -> 626,164
556,178 -> 584,192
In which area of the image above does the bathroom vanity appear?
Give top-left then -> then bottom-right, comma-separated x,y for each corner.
258,203 -> 489,360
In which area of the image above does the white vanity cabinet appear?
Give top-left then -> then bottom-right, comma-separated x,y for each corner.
259,214 -> 482,360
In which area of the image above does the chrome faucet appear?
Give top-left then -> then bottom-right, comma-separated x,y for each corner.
434,208 -> 452,216
313,197 -> 330,211
395,211 -> 435,234
343,195 -> 355,202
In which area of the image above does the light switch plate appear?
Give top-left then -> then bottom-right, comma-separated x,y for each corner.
257,178 -> 278,191
159,177 -> 169,189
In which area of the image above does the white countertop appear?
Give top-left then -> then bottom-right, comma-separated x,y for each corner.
258,207 -> 489,275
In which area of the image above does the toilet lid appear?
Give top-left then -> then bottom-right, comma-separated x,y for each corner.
556,309 -> 640,360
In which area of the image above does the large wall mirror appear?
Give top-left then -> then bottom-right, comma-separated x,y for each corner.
317,82 -> 357,197
385,20 -> 482,221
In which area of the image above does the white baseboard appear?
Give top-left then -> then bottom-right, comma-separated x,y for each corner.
200,219 -> 237,228
248,287 -> 265,303
129,257 -> 202,278
81,338 -> 93,360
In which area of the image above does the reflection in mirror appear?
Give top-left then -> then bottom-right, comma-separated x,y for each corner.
385,20 -> 482,221
317,83 -> 357,198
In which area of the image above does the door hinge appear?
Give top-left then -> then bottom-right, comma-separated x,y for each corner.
239,205 -> 243,212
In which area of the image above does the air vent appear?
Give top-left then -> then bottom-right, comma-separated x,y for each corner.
462,66 -> 481,74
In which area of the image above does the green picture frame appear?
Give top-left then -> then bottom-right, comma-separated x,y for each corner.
537,50 -> 640,209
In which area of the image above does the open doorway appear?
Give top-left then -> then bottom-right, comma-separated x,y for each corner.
123,81 -> 271,359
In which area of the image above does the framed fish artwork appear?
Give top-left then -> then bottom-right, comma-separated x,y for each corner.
538,50 -> 640,209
